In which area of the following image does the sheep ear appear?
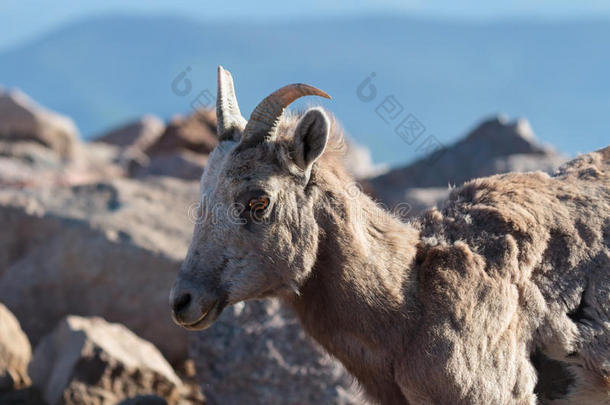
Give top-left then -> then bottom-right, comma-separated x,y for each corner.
293,108 -> 329,171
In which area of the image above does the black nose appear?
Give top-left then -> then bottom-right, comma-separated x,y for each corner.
172,292 -> 192,314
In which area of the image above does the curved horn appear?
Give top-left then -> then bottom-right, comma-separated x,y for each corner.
216,66 -> 247,141
242,83 -> 331,144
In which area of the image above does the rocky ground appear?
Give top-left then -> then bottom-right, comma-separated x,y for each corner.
0,88 -> 568,404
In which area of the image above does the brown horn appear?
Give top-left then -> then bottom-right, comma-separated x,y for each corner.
216,66 -> 247,141
242,83 -> 331,144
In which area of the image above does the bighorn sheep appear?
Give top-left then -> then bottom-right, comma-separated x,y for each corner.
170,66 -> 610,404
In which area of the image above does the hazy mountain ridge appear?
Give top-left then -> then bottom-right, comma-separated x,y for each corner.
1,14 -> 609,165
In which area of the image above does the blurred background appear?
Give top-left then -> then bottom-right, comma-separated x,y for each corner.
1,0 -> 609,165
1,2 -> 609,405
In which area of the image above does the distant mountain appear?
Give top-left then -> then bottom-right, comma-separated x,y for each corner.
366,115 -> 568,217
0,14 -> 608,165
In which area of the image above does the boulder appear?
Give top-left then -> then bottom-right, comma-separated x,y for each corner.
0,303 -> 32,392
0,142 -> 124,189
0,157 -> 54,188
367,116 -> 568,216
0,137 -> 124,189
129,150 -> 208,181
121,110 -> 217,180
0,141 -> 63,170
145,110 -> 217,157
60,142 -> 125,185
0,177 -> 199,363
0,89 -> 79,159
94,115 -> 165,150
29,316 -> 182,405
0,89 -> 122,188
190,299 -> 359,405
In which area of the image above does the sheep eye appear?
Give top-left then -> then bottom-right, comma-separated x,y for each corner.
248,196 -> 270,212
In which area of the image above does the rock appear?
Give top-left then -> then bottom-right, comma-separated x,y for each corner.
0,89 -> 122,188
130,150 -> 208,180
60,142 -> 125,186
0,303 -> 32,392
0,157 -> 54,188
94,115 -> 165,150
0,141 -> 63,170
122,110 -> 217,180
29,316 -> 182,405
0,177 -> 199,363
145,110 -> 217,156
0,142 -> 124,189
190,299 -> 359,405
0,89 -> 79,159
0,138 -> 124,189
367,116 -> 568,216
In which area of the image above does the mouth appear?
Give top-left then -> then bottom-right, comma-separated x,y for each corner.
175,300 -> 225,331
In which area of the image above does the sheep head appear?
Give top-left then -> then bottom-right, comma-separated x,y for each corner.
170,66 -> 331,330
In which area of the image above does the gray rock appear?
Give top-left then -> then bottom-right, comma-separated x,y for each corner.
0,89 -> 79,159
29,316 -> 182,405
0,157 -> 54,188
62,142 -> 125,185
0,303 -> 32,392
0,90 -> 126,188
0,141 -> 62,170
130,150 -> 208,181
367,116 -> 568,216
0,143 -> 124,189
94,115 -> 165,150
123,110 -> 217,181
0,177 -> 198,363
145,110 -> 217,157
189,299 -> 360,405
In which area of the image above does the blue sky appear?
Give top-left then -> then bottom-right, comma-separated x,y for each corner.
2,0 -> 610,51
